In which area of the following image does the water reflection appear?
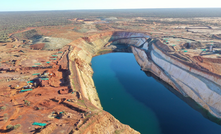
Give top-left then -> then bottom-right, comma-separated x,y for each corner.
145,71 -> 221,126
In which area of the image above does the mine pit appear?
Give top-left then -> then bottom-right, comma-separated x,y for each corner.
2,11 -> 221,133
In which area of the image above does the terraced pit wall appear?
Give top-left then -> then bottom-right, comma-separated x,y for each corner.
132,40 -> 221,119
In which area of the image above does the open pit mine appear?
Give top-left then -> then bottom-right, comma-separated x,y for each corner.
71,31 -> 221,118
1,30 -> 221,133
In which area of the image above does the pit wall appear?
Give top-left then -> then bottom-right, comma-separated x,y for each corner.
132,40 -> 221,118
69,47 -> 102,109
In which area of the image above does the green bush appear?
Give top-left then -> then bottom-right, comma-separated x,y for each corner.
6,124 -> 21,130
0,106 -> 6,111
6,125 -> 14,130
14,124 -> 21,129
3,117 -> 8,121
24,100 -> 30,106
114,129 -> 124,134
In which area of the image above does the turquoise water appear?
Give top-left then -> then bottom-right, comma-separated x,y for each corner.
92,53 -> 221,134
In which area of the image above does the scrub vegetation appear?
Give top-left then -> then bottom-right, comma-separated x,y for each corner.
1,8 -> 221,42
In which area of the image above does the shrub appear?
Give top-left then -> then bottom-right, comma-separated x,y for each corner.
6,125 -> 14,130
114,129 -> 125,134
0,106 -> 6,111
14,124 -> 21,129
6,124 -> 21,130
3,117 -> 8,121
24,100 -> 30,106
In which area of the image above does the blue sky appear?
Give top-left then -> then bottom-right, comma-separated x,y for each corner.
0,0 -> 220,11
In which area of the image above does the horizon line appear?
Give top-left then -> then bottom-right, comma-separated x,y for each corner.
1,7 -> 221,12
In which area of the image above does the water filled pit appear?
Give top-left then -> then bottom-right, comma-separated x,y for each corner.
92,52 -> 221,134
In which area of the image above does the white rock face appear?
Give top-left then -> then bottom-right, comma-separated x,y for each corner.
110,32 -> 149,48
130,37 -> 221,118
151,48 -> 221,117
